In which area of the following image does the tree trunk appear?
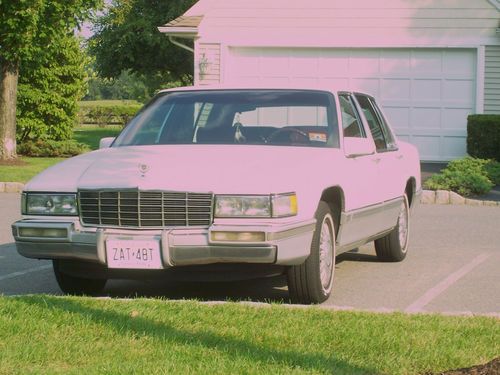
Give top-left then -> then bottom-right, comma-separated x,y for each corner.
0,59 -> 19,161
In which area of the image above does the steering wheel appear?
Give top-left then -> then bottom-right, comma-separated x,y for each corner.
266,127 -> 309,143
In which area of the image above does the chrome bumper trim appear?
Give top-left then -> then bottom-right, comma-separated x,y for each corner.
12,219 -> 316,267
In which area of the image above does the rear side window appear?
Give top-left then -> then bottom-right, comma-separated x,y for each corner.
355,94 -> 397,151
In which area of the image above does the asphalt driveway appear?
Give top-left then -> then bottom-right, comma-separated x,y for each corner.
1,192 -> 499,316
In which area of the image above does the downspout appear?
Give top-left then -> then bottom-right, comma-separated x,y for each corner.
168,36 -> 194,53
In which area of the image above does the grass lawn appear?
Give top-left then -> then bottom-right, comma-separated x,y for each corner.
73,125 -> 122,150
0,296 -> 498,375
0,126 -> 122,184
0,157 -> 65,184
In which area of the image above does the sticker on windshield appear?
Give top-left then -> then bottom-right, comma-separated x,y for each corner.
309,132 -> 327,142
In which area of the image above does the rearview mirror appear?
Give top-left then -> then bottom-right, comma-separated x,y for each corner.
99,137 -> 115,149
344,137 -> 375,158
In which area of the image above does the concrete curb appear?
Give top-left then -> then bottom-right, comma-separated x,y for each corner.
421,189 -> 500,207
0,182 -> 25,193
1,182 -> 499,207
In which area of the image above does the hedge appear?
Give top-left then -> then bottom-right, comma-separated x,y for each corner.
467,115 -> 500,162
78,100 -> 142,127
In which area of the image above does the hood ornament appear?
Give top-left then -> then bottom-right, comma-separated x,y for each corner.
139,163 -> 150,177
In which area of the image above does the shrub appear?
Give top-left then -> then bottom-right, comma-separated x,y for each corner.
485,160 -> 500,185
423,157 -> 495,196
78,101 -> 142,127
467,115 -> 500,162
18,139 -> 90,157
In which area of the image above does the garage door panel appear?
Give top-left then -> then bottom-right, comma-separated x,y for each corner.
383,107 -> 410,128
411,50 -> 443,76
443,137 -> 467,159
412,79 -> 441,101
260,50 -> 289,77
227,47 -> 476,161
350,78 -> 380,96
412,107 -> 441,129
262,77 -> 290,85
322,77 -> 350,87
295,77 -> 319,86
397,135 -> 411,143
413,136 -> 441,160
348,51 -> 380,77
319,51 -> 349,76
443,108 -> 473,130
291,50 -> 319,77
380,50 -> 411,76
443,80 -> 475,104
380,79 -> 411,100
443,50 -> 476,78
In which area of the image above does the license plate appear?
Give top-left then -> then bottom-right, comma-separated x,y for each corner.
106,239 -> 163,269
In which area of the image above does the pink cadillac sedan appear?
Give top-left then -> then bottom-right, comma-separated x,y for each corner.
12,85 -> 421,304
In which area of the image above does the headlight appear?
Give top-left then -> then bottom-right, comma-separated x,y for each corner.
23,193 -> 78,216
215,195 -> 271,218
215,193 -> 297,218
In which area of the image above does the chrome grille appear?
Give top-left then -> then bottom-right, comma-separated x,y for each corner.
78,190 -> 213,228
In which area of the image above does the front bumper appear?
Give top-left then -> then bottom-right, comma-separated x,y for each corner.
12,219 -> 315,267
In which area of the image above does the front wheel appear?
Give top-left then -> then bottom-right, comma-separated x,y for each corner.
53,260 -> 107,296
287,202 -> 336,304
375,194 -> 410,262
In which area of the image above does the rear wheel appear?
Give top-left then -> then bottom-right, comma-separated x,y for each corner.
53,260 -> 107,296
375,195 -> 410,262
287,202 -> 336,304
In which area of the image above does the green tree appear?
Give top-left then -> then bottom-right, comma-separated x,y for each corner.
90,0 -> 197,91
84,68 -> 151,102
17,32 -> 88,142
0,0 -> 102,160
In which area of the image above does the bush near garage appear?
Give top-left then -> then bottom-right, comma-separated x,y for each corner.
467,115 -> 500,162
78,101 -> 142,127
424,157 -> 499,196
18,138 -> 90,157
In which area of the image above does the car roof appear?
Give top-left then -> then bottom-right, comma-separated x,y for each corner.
157,84 -> 369,97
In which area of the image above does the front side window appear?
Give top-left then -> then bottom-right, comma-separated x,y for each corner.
339,94 -> 365,138
113,90 -> 339,148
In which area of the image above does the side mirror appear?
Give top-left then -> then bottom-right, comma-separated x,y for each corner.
99,137 -> 115,149
344,137 -> 375,158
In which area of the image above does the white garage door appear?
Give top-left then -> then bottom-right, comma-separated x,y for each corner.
226,48 -> 477,161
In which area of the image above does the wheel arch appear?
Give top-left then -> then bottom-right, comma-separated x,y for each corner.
405,177 -> 416,208
320,186 -> 344,236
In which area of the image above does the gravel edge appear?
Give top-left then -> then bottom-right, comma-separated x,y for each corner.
1,182 -> 499,207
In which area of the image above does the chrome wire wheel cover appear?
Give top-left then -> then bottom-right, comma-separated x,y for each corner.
319,215 -> 335,292
398,198 -> 409,253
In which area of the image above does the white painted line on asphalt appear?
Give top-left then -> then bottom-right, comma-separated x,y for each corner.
0,264 -> 52,282
405,253 -> 491,313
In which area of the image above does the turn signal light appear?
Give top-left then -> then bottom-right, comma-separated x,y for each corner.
211,231 -> 266,242
18,227 -> 68,239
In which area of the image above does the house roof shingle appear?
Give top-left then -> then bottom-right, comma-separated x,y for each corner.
158,15 -> 203,37
163,15 -> 203,29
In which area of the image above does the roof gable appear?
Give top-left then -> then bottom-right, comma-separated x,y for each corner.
160,0 -> 500,47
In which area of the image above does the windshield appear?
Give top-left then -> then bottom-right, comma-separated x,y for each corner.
113,90 -> 339,148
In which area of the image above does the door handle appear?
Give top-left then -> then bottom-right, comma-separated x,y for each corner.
396,154 -> 404,160
372,158 -> 381,164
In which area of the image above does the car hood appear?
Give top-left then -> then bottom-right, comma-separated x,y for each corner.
25,145 -> 336,195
